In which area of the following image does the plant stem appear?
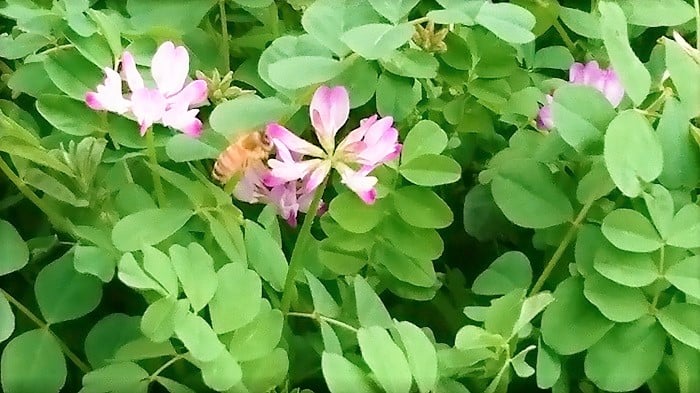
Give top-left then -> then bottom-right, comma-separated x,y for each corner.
279,179 -> 328,315
1,288 -> 90,373
287,312 -> 358,333
145,130 -> 166,207
219,0 -> 230,71
553,20 -> 577,54
149,355 -> 183,380
0,157 -> 72,233
650,246 -> 665,310
529,198 -> 595,295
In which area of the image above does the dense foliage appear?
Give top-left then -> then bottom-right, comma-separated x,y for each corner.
0,0 -> 699,392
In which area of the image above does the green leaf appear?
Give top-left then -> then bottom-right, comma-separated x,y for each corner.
375,72 -> 419,121
115,185 -> 158,217
381,48 -> 438,79
244,220 -> 288,291
583,274 -> 648,323
0,220 -> 29,276
373,242 -> 436,288
8,62 -> 61,98
0,294 -> 14,343
475,2 -> 536,44
156,377 -> 196,393
126,0 -> 217,31
200,351 -> 243,391
165,134 -> 218,162
394,321 -> 437,393
112,208 -> 193,252
84,313 -> 141,368
174,312 -> 225,362
0,33 -> 50,59
209,95 -> 291,138
399,154 -> 461,186
392,186 -> 453,229
513,292 -> 555,336
666,204 -> 700,249
358,326 -> 412,393
617,0 -> 694,27
491,160 -> 573,229
23,168 -> 88,207
472,251 -> 532,296
541,277 -> 614,355
585,316 -> 666,391
43,48 -> 102,100
328,191 -> 384,233
454,325 -> 505,350
117,252 -> 163,293
142,246 -> 178,297
551,85 -> 617,153
209,263 -> 262,334
657,303 -> 700,350
35,252 -> 102,324
601,209 -> 663,253
320,321 -> 342,354
301,0 -> 381,57
330,58 -> 379,108
305,271 -> 341,318
593,245 -> 659,287
666,255 -> 700,298
427,2 -> 481,25
0,329 -> 66,393
239,348 -> 288,392
656,98 -> 700,188
354,275 -> 393,328
536,339 -> 560,389
666,39 -> 700,118
63,27 -> 112,68
604,110 -> 663,197
268,56 -> 346,89
322,352 -> 377,393
598,1 -> 651,105
170,243 -> 217,312
368,0 -> 418,23
401,120 -> 447,164
511,346 -> 536,378
576,160 -> 616,204
559,7 -> 601,38
229,307 -> 283,361
462,184 -> 511,242
379,216 -> 444,261
86,9 -> 122,60
81,362 -> 149,392
341,23 -> 414,60
484,289 -> 524,338
643,184 -> 674,239
74,245 -> 116,282
533,46 -> 574,70
141,297 -> 182,343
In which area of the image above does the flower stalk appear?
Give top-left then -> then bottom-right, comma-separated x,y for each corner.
145,129 -> 166,207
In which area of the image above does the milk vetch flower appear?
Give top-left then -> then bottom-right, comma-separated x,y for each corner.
536,61 -> 624,130
263,86 -> 401,204
86,41 -> 208,136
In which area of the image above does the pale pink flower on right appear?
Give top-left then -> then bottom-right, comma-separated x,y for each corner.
536,61 -> 625,130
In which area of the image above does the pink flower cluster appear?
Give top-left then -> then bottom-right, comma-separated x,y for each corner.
537,61 -> 625,129
234,85 -> 402,226
86,41 -> 207,136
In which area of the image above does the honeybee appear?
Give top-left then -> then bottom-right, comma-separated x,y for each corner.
212,130 -> 273,184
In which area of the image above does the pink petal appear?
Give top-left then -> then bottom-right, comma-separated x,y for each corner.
120,52 -> 144,91
234,162 -> 268,203
568,62 -> 585,84
303,160 -> 331,193
162,106 -> 202,136
309,85 -> 349,152
151,41 -> 189,97
536,95 -> 554,130
130,88 -> 167,135
168,79 -> 208,108
85,68 -> 130,114
266,156 -> 323,185
336,115 -> 377,152
336,163 -> 378,205
266,123 -> 325,158
602,70 -> 624,107
269,184 -> 300,227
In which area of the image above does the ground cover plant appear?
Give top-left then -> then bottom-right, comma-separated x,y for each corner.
0,0 -> 699,392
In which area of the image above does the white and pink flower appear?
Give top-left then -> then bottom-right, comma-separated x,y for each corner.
86,41 -> 207,136
536,61 -> 624,130
262,86 -> 401,205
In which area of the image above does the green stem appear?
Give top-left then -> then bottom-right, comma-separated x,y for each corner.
529,198 -> 595,296
1,288 -> 90,373
279,178 -> 328,314
651,246 -> 665,310
145,130 -> 166,207
287,311 -> 358,333
149,355 -> 183,380
695,0 -> 699,50
0,157 -> 72,233
553,20 -> 577,54
219,0 -> 230,71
